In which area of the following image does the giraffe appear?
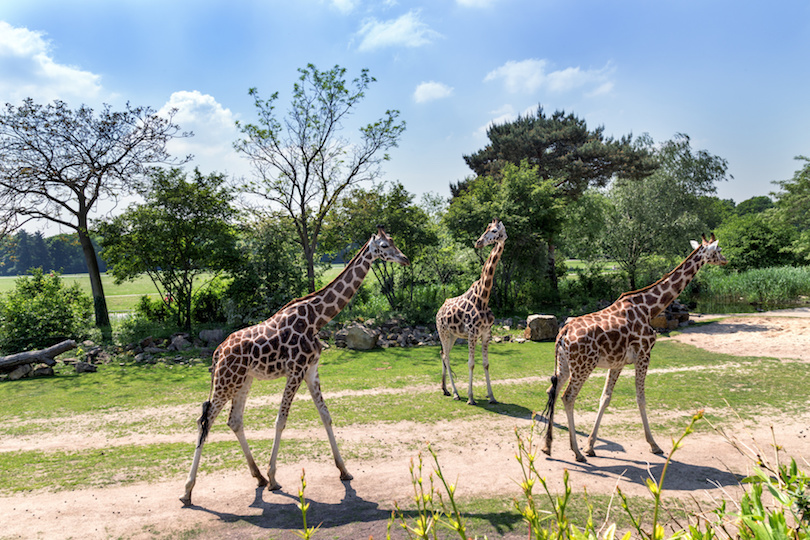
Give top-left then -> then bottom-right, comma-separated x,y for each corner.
540,234 -> 727,462
436,218 -> 507,405
180,227 -> 409,506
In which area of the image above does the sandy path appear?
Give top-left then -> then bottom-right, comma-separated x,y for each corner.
2,310 -> 810,539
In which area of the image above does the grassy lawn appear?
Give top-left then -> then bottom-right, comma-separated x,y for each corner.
0,265 -> 348,313
1,339 -> 806,491
0,335 -> 803,538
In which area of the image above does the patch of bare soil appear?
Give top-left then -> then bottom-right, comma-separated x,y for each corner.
2,311 -> 810,540
666,310 -> 810,361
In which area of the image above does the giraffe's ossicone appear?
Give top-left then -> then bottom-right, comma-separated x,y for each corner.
436,218 -> 507,405
540,234 -> 727,462
180,227 -> 409,507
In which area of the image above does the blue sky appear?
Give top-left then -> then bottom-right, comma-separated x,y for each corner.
2,0 -> 809,234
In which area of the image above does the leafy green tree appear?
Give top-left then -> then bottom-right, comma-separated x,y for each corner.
98,168 -> 238,331
602,134 -> 730,289
736,195 -> 773,216
462,107 -> 658,197
0,98 -> 189,330
460,106 -> 658,294
696,196 -> 736,231
224,214 -> 309,326
322,181 -> 436,311
0,268 -> 92,354
234,64 -> 406,293
445,161 -> 562,308
714,213 -> 796,271
770,156 -> 810,262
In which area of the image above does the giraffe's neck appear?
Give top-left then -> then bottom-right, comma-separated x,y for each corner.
621,247 -> 705,318
310,240 -> 374,330
474,240 -> 505,306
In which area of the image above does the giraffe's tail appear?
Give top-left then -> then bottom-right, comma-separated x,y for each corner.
541,375 -> 559,424
196,400 -> 212,448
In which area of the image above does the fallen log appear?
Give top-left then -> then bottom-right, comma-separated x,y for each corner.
0,339 -> 77,372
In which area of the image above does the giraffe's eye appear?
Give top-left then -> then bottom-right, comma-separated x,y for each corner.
381,242 -> 389,248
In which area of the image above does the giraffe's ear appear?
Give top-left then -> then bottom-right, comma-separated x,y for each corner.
690,240 -> 700,250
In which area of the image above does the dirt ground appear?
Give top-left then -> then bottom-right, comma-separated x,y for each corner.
2,310 -> 810,540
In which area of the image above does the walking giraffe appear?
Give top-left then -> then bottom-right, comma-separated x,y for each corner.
180,227 -> 409,506
436,218 -> 507,405
541,234 -> 727,462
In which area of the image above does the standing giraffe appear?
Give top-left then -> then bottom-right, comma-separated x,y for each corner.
181,227 -> 409,506
541,234 -> 727,462
436,218 -> 507,405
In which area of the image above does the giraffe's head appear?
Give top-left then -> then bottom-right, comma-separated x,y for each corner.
690,233 -> 728,266
369,226 -> 410,266
474,218 -> 508,249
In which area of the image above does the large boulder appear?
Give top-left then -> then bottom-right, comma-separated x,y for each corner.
199,328 -> 226,347
523,314 -> 559,342
345,325 -> 379,350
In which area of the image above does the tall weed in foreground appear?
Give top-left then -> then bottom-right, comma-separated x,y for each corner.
293,411 -> 809,539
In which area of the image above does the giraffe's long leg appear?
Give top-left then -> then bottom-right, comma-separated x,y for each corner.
304,362 -> 352,482
559,359 -> 593,463
541,342 -> 569,456
266,374 -> 304,491
585,367 -> 623,457
227,376 -> 267,486
181,398 -> 226,506
439,330 -> 461,400
466,336 -> 478,405
634,356 -> 663,454
481,327 -> 497,404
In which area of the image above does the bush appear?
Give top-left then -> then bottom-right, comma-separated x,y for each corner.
0,268 -> 92,354
690,265 -> 810,305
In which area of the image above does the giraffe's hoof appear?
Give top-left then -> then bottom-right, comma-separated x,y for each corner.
467,399 -> 477,406
586,449 -> 597,457
256,476 -> 268,487
488,399 -> 499,405
179,496 -> 192,507
269,482 -> 282,491
575,454 -> 588,463
443,390 -> 451,397
453,394 -> 461,401
340,472 -> 354,482
651,446 -> 664,455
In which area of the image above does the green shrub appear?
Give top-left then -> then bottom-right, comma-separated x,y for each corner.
0,268 -> 92,354
690,265 -> 810,304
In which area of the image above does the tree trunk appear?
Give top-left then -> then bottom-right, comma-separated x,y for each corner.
77,226 -> 111,330
546,242 -> 559,302
304,247 -> 316,293
0,339 -> 77,372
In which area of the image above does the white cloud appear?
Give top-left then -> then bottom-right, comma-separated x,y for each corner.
159,91 -> 248,177
355,10 -> 441,52
0,21 -> 105,106
485,58 -> 614,96
329,0 -> 358,14
413,81 -> 453,103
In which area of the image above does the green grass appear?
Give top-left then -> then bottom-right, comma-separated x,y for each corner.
1,336 -> 808,495
0,272 -> 161,313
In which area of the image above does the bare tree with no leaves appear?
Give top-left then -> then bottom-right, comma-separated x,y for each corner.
0,98 -> 190,330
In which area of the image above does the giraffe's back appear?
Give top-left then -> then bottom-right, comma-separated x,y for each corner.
214,305 -> 322,382
559,302 -> 655,368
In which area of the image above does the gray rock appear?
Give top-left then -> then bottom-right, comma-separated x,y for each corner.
524,314 -> 559,342
8,364 -> 32,380
199,328 -> 226,346
345,325 -> 379,350
75,361 -> 97,373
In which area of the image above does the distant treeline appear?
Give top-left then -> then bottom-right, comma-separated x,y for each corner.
0,230 -> 105,276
